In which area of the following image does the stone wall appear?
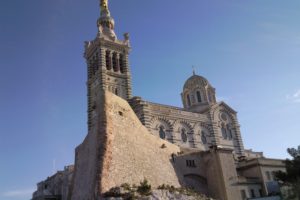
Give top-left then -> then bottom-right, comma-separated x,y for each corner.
32,166 -> 74,200
71,84 -> 107,200
71,91 -> 182,199
203,148 -> 241,200
101,92 -> 182,192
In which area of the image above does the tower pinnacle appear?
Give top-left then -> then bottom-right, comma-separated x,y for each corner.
100,0 -> 109,16
98,0 -> 117,39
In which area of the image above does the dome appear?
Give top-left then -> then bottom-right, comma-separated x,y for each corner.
181,74 -> 216,111
183,75 -> 211,91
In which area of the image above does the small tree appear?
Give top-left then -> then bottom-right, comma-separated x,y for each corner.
275,146 -> 300,199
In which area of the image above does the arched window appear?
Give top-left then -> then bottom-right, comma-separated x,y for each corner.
196,91 -> 202,103
112,52 -> 118,72
227,124 -> 233,140
115,88 -> 118,95
221,125 -> 227,139
187,94 -> 191,107
159,126 -> 166,139
181,128 -> 187,143
105,50 -> 111,70
201,131 -> 207,144
119,54 -> 124,73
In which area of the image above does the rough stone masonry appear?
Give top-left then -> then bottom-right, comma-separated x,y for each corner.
71,91 -> 182,200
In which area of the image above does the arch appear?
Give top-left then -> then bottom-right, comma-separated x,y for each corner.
119,54 -> 125,73
196,91 -> 202,103
112,52 -> 119,72
105,50 -> 111,70
193,122 -> 213,150
227,124 -> 233,140
217,110 -> 236,141
149,117 -> 173,141
159,126 -> 166,139
181,128 -> 187,143
173,121 -> 194,148
221,123 -> 228,139
201,131 -> 207,144
183,174 -> 208,195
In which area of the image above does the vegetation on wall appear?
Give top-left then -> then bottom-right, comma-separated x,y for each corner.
102,179 -> 213,200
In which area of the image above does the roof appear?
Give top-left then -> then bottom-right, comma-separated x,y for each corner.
183,75 -> 212,91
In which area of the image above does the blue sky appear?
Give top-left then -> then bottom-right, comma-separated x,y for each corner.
0,0 -> 300,199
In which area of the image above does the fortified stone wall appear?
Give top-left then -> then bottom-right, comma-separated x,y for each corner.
71,91 -> 183,199
100,92 -> 182,192
71,87 -> 106,200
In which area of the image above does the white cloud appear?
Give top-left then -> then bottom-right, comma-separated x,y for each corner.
2,188 -> 35,198
286,90 -> 300,103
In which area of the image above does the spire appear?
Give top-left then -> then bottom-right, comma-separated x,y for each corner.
97,0 -> 117,40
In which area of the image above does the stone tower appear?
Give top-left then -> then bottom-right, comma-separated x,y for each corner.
85,0 -> 132,130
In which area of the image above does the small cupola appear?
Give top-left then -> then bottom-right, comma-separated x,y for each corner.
181,72 -> 216,112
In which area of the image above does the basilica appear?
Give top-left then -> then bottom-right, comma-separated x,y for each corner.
32,1 -> 286,200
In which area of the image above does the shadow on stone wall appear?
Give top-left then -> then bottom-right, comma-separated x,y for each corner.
169,149 -> 210,196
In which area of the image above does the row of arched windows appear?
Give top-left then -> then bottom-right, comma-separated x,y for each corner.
89,53 -> 100,76
157,123 -> 236,144
105,50 -> 125,73
107,86 -> 119,96
221,124 -> 234,140
156,124 -> 210,148
186,90 -> 203,107
88,50 -> 126,77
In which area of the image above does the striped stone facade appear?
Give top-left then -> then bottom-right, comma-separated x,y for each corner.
129,91 -> 245,155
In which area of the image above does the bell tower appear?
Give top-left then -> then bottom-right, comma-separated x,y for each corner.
85,0 -> 132,130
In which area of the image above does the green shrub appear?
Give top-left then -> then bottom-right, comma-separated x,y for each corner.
137,179 -> 152,196
121,183 -> 131,191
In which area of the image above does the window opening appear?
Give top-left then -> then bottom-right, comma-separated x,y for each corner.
119,54 -> 124,73
106,51 -> 111,70
112,53 -> 118,72
181,128 -> 187,143
159,126 -> 166,139
196,91 -> 202,102
186,160 -> 196,167
250,189 -> 255,198
221,126 -> 227,139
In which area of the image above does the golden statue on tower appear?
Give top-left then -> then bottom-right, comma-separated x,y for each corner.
101,0 -> 108,11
